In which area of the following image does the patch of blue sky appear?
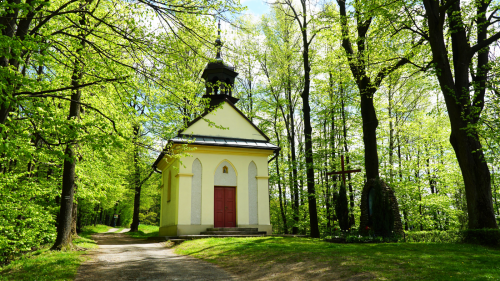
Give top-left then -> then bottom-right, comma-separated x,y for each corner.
240,0 -> 270,18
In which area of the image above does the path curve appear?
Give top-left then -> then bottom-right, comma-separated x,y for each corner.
76,232 -> 235,281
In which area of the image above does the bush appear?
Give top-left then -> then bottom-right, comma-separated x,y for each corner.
0,190 -> 56,264
404,229 -> 500,245
404,230 -> 462,243
462,229 -> 500,246
139,212 -> 158,226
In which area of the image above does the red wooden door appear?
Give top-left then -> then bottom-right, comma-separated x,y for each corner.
224,187 -> 236,227
214,187 -> 236,228
214,187 -> 225,228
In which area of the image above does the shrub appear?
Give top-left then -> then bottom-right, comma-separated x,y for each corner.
404,229 -> 500,245
404,230 -> 462,243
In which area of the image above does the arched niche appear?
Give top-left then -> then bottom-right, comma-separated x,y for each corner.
214,160 -> 237,186
248,161 -> 258,225
191,159 -> 202,224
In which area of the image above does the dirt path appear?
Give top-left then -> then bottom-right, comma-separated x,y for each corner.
75,233 -> 236,281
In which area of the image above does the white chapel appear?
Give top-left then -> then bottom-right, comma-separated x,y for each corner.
152,30 -> 280,236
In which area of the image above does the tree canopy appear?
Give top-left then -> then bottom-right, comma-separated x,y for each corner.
2,0 -> 500,261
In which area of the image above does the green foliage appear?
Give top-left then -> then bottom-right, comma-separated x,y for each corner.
404,229 -> 500,246
404,231 -> 463,243
0,181 -> 58,264
335,182 -> 349,231
139,212 -> 158,226
372,180 -> 394,238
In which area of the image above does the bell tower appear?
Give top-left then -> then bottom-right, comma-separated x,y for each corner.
201,20 -> 239,106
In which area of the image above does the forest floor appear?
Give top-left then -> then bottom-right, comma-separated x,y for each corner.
174,237 -> 500,280
75,232 -> 236,280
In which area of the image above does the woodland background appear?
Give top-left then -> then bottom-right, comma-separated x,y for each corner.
2,0 -> 500,261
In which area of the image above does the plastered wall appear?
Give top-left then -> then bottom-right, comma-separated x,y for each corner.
176,146 -> 272,227
160,160 -> 179,228
181,102 -> 267,141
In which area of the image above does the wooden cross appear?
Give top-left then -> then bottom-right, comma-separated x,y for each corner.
326,155 -> 362,186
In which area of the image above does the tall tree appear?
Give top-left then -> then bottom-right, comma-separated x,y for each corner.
414,0 -> 499,229
278,0 -> 320,238
334,0 -> 419,180
52,0 -> 89,250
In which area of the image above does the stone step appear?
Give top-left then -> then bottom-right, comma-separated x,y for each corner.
169,239 -> 186,244
206,227 -> 259,232
178,234 -> 265,240
146,236 -> 172,242
200,231 -> 267,235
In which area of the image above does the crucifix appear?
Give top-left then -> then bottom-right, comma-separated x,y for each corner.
326,155 -> 362,185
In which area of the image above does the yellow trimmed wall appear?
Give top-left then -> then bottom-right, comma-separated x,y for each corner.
158,145 -> 274,236
159,159 -> 179,236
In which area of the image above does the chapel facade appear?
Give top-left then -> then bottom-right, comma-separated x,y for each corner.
152,28 -> 279,236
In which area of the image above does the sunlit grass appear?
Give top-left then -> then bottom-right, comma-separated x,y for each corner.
126,224 -> 159,239
79,224 -> 112,239
175,237 -> 500,280
0,224 -> 111,280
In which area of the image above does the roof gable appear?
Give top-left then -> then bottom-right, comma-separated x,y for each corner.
180,100 -> 268,141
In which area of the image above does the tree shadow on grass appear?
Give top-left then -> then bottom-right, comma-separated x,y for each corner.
0,250 -> 82,281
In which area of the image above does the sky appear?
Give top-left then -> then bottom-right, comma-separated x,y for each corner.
241,0 -> 270,17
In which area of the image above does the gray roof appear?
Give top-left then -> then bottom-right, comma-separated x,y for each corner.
171,135 -> 279,151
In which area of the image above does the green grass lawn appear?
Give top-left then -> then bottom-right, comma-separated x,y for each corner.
125,224 -> 159,239
0,225 -> 111,281
174,237 -> 500,280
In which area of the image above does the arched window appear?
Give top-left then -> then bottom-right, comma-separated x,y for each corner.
248,161 -> 258,225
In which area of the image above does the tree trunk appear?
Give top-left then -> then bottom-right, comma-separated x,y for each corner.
52,144 -> 78,250
388,89 -> 394,182
299,5 -> 320,238
273,112 -> 288,234
276,152 -> 287,234
360,87 -> 380,179
284,60 -> 300,235
423,0 -> 498,229
336,0 -> 410,181
130,124 -> 142,232
71,203 -> 79,238
51,51 -> 84,250
341,87 -> 355,227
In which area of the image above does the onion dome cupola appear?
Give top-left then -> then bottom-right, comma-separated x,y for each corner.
201,20 -> 239,106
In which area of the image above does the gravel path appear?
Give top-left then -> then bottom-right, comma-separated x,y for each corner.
75,232 -> 236,281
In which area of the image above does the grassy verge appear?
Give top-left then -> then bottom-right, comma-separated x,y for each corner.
126,225 -> 159,239
174,237 -> 500,280
0,225 -> 111,281
79,224 -> 113,240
